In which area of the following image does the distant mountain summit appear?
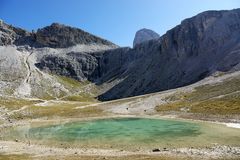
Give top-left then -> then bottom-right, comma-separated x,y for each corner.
0,22 -> 117,48
31,23 -> 117,48
133,28 -> 159,47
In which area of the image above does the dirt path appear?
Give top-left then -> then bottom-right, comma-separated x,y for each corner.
24,51 -> 33,84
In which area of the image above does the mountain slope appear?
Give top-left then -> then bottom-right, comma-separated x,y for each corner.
0,22 -> 118,99
1,9 -> 240,101
98,9 -> 240,100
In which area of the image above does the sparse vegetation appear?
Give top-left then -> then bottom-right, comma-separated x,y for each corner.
0,97 -> 41,111
56,75 -> 87,88
62,94 -> 98,102
14,102 -> 103,119
55,75 -> 99,102
156,77 -> 240,115
0,154 -> 31,160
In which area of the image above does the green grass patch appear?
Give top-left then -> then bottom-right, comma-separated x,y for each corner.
55,75 -> 89,88
62,93 -> 98,102
54,75 -> 99,102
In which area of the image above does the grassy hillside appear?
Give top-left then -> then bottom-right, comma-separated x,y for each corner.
156,76 -> 240,115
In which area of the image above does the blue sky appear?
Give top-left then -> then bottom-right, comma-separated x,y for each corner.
0,0 -> 240,47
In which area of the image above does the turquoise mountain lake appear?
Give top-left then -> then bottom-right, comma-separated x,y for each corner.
7,117 -> 240,149
18,118 -> 202,148
29,118 -> 200,141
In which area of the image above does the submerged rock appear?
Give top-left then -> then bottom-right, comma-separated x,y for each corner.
152,148 -> 161,152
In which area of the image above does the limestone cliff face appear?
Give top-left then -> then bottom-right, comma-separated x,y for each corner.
98,9 -> 240,100
36,47 -> 133,82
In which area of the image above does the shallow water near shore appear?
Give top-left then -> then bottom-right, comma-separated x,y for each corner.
28,118 -> 201,145
6,117 -> 240,149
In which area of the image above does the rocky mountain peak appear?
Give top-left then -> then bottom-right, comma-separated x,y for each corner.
0,22 -> 118,48
32,23 -> 118,48
133,28 -> 159,47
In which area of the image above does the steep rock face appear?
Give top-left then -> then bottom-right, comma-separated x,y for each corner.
98,9 -> 240,100
36,52 -> 98,81
36,47 -> 134,82
133,28 -> 160,47
91,47 -> 135,83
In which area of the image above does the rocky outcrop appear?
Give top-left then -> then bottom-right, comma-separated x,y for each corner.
0,21 -> 30,46
28,23 -> 117,48
0,22 -> 117,48
133,28 -> 159,47
36,47 -> 134,82
36,52 -> 98,81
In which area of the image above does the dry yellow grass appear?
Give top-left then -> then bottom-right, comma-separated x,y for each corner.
0,97 -> 41,111
156,76 -> 240,115
10,102 -> 103,120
